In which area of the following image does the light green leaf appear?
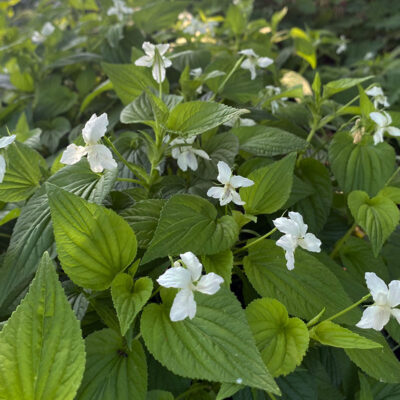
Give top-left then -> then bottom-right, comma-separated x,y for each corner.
329,132 -> 395,196
111,274 -> 153,336
243,240 -> 359,324
216,383 -> 242,400
346,328 -> 400,383
241,153 -> 296,215
231,126 -> 307,157
202,250 -> 233,286
348,190 -> 399,256
225,4 -> 246,35
246,298 -> 309,377
76,329 -> 147,400
0,253 -> 85,400
323,76 -> 372,98
378,186 -> 400,204
48,184 -> 137,290
141,288 -> 280,394
310,321 -> 381,349
0,141 -> 46,202
142,194 -> 239,264
80,80 -> 113,113
165,101 -> 248,137
290,27 -> 316,69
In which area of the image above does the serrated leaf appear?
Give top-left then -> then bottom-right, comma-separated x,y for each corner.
240,153 -> 296,215
142,194 -> 239,264
76,329 -> 147,400
246,298 -> 309,377
0,141 -> 46,202
141,288 -> 280,394
348,191 -> 399,256
165,101 -> 248,137
310,321 -> 381,349
111,274 -> 153,335
243,240 -> 358,324
202,250 -> 233,286
231,126 -> 307,157
48,184 -> 137,290
329,132 -> 395,196
0,253 -> 85,400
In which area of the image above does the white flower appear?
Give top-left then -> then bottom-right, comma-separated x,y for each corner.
356,272 -> 400,331
223,117 -> 256,127
239,49 -> 273,80
170,136 -> 210,171
135,42 -> 172,84
60,113 -> 117,173
183,18 -> 218,36
107,0 -> 134,21
32,22 -> 55,44
364,51 -> 374,61
0,135 -> 16,183
265,85 -> 287,114
207,161 -> 254,206
336,35 -> 347,54
370,111 -> 400,145
273,212 -> 321,270
157,252 -> 224,321
366,86 -> 390,109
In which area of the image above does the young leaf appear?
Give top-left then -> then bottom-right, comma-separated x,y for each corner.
76,329 -> 147,400
141,288 -> 280,395
111,274 -> 153,336
348,190 -> 399,256
240,153 -> 296,215
246,298 -> 309,377
142,194 -> 239,264
290,27 -> 316,69
309,321 -> 382,349
47,184 -> 137,290
0,253 -> 85,400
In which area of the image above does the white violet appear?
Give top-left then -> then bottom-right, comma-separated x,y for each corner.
366,86 -> 390,109
107,0 -> 134,21
32,22 -> 55,44
60,113 -> 117,173
0,135 -> 16,183
336,35 -> 347,54
239,49 -> 273,80
170,136 -> 210,171
273,211 -> 321,270
157,251 -> 224,321
370,111 -> 400,145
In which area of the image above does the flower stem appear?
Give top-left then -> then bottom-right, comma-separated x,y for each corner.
330,222 -> 356,259
233,227 -> 277,255
116,177 -> 143,185
323,293 -> 371,323
267,392 -> 278,400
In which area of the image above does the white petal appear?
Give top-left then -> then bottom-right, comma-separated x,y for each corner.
276,234 -> 298,253
241,59 -> 256,80
387,127 -> 400,137
388,281 -> 400,307
157,266 -> 192,289
170,289 -> 196,321
152,62 -> 166,83
366,86 -> 383,97
156,43 -> 169,56
220,189 -> 233,206
135,55 -> 153,67
82,113 -> 108,145
391,308 -> 400,324
176,152 -> 189,171
0,135 -> 16,148
142,41 -> 155,56
370,112 -> 388,127
184,151 -> 198,171
207,186 -> 225,200
86,144 -> 117,173
298,233 -> 321,253
288,212 -> 308,236
273,217 -> 301,236
373,128 -> 384,145
356,305 -> 391,331
216,161 -> 232,184
0,155 -> 6,183
365,272 -> 388,302
230,190 -> 245,206
180,251 -> 203,282
257,57 -> 274,68
60,144 -> 87,165
382,111 -> 392,125
239,49 -> 257,57
285,250 -> 295,270
196,273 -> 224,295
240,118 -> 256,126
41,22 -> 55,36
191,148 -> 210,160
163,58 -> 172,68
230,175 -> 254,189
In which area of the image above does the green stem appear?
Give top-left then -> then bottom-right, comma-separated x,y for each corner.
330,222 -> 356,259
210,55 -> 245,101
267,392 -> 278,400
386,165 -> 400,186
324,293 -> 371,323
116,177 -> 143,185
175,384 -> 209,400
233,227 -> 277,255
297,115 -> 320,166
149,286 -> 161,300
0,233 -> 11,238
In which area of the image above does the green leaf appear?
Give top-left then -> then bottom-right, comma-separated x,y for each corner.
329,132 -> 395,196
345,328 -> 400,383
243,240 -> 358,324
310,321 -> 381,349
216,383 -> 242,400
165,101 -> 248,137
80,80 -> 113,113
293,158 -> 332,233
76,329 -> 147,400
0,253 -> 85,400
121,199 -> 165,248
323,76 -> 372,98
111,274 -> 153,336
39,117 -> 71,153
246,298 -> 309,377
358,373 -> 373,400
0,161 -> 116,315
379,186 -> 400,204
0,141 -> 46,202
141,288 -> 280,394
147,390 -> 174,400
142,194 -> 239,264
231,126 -> 307,157
240,153 -> 296,215
290,27 -> 316,69
348,190 -> 399,256
201,250 -> 233,286
225,4 -> 246,35
48,184 -> 137,290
